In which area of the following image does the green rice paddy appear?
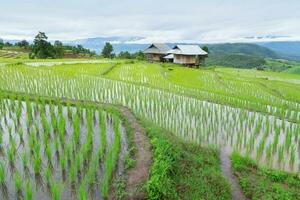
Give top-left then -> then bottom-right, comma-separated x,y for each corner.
0,94 -> 126,199
0,58 -> 300,199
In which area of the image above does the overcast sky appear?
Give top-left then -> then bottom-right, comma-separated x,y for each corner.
1,0 -> 300,43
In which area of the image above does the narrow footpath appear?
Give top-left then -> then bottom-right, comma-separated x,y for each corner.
220,149 -> 247,200
120,107 -> 151,200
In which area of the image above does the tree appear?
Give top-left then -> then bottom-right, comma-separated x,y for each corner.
0,39 -> 3,50
4,42 -> 12,47
32,32 -> 54,58
54,40 -> 63,47
118,51 -> 132,59
132,51 -> 145,60
53,40 -> 64,58
202,45 -> 209,54
101,42 -> 114,58
16,40 -> 29,49
64,44 -> 96,57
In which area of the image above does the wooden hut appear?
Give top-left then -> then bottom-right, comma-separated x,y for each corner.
143,43 -> 170,62
168,45 -> 208,66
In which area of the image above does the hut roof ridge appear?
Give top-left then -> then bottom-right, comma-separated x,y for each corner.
169,45 -> 208,55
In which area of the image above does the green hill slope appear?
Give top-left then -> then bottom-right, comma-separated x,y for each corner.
205,43 -> 279,69
257,41 -> 300,61
207,43 -> 278,58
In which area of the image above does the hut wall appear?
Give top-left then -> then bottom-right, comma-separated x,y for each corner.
146,53 -> 161,61
174,55 -> 197,65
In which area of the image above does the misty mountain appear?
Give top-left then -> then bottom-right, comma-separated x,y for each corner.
64,36 -> 146,53
204,43 -> 279,69
206,43 -> 279,58
65,36 -> 144,45
2,35 -> 300,62
257,41 -> 300,61
243,35 -> 289,40
63,37 -> 282,59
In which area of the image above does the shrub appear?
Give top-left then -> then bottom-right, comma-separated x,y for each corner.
146,137 -> 180,200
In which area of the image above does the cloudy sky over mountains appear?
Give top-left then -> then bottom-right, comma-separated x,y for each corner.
1,0 -> 300,43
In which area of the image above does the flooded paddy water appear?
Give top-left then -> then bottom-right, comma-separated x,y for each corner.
135,95 -> 300,172
108,82 -> 300,173
0,97 -> 127,200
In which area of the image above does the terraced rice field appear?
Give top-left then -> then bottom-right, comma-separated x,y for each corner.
0,50 -> 27,59
1,60 -> 300,172
0,59 -> 300,199
0,95 -> 126,199
24,60 -> 117,67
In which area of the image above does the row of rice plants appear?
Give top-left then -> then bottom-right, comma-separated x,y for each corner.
2,64 -> 300,123
0,64 -> 299,172
105,62 -> 300,122
0,95 -> 126,199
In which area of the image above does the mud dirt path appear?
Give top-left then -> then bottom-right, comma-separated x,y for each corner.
119,107 -> 151,200
220,149 -> 247,200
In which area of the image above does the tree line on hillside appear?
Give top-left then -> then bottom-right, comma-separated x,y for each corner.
101,42 -> 208,60
30,32 -> 97,59
0,39 -> 5,50
101,42 -> 146,60
0,32 -> 96,59
102,43 -> 272,70
1,33 -> 276,70
206,54 -> 266,69
0,39 -> 31,50
207,43 -> 278,59
1,33 -> 145,60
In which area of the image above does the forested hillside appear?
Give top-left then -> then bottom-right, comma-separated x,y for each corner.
207,43 -> 278,58
258,41 -> 300,61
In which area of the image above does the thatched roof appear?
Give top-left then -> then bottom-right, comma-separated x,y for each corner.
144,43 -> 171,54
168,45 -> 208,56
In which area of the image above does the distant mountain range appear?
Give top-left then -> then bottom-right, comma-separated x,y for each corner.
64,36 -> 147,53
206,43 -> 278,58
1,36 -> 300,61
257,41 -> 300,61
244,35 -> 290,40
64,37 -> 300,61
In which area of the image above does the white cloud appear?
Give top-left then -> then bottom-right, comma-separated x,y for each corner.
0,0 -> 300,43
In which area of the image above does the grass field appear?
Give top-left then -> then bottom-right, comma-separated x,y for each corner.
0,58 -> 300,199
142,119 -> 231,200
265,58 -> 300,74
231,153 -> 300,199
